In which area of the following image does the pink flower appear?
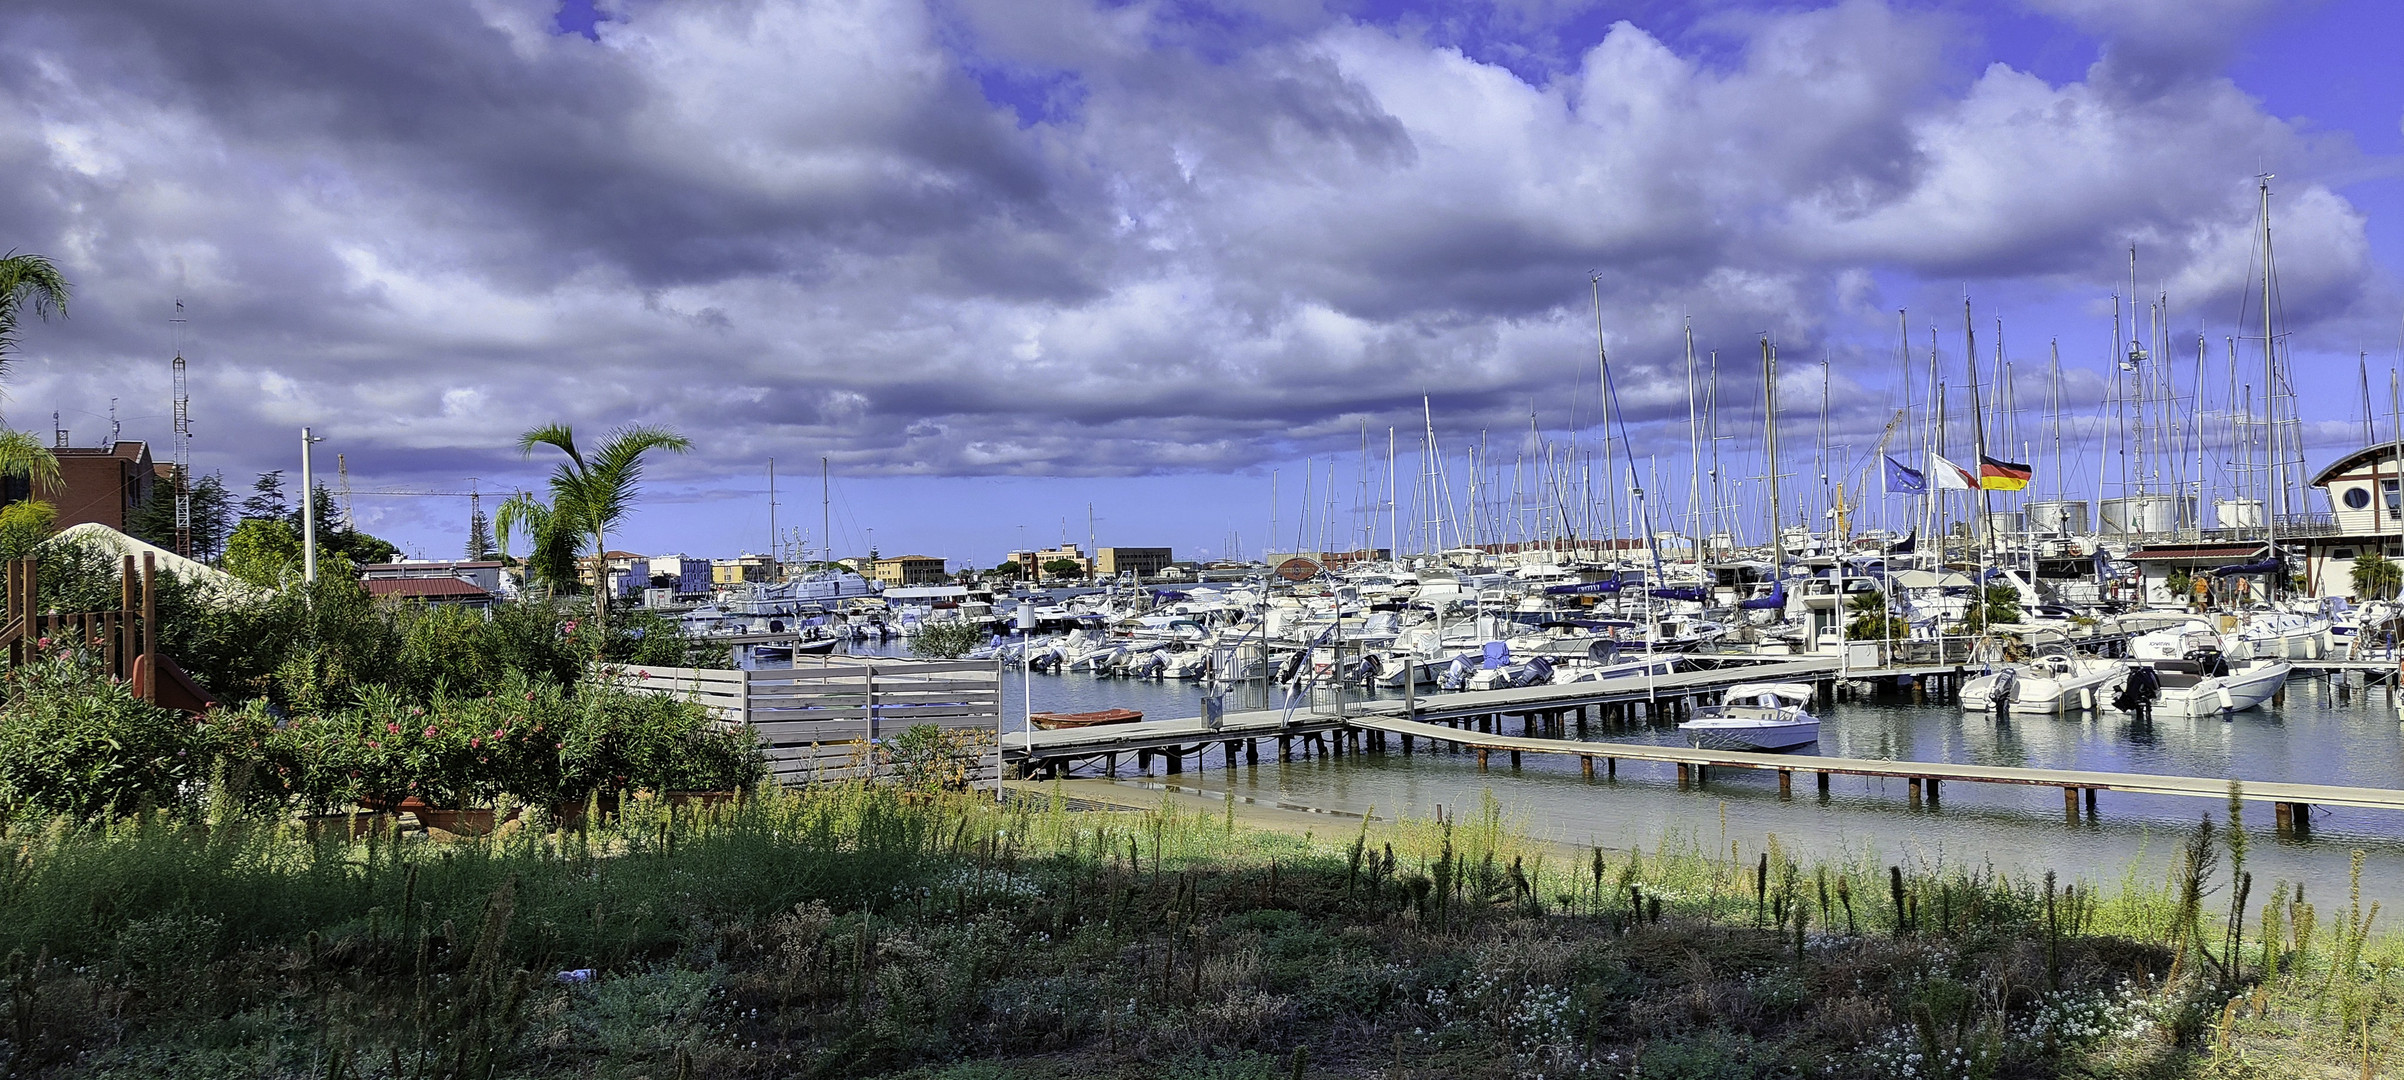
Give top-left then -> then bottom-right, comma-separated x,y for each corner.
638,670 -> 650,680
422,726 -> 437,738
366,740 -> 380,749
470,737 -> 482,748
554,742 -> 564,750
386,723 -> 401,734
35,637 -> 48,648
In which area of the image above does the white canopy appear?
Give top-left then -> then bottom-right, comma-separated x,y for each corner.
1721,682 -> 1815,705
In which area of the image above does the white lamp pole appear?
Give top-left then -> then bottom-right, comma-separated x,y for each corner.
300,427 -> 325,584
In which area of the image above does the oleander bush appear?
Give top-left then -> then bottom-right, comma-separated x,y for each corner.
4,653 -> 761,819
0,643 -> 216,818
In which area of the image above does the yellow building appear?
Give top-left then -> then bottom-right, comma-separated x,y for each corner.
711,554 -> 779,585
869,554 -> 947,586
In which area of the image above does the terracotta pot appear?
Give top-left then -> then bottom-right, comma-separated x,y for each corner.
665,790 -> 739,811
301,811 -> 390,840
416,807 -> 498,836
550,793 -> 621,828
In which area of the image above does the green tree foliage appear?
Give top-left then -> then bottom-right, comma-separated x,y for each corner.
2351,552 -> 2400,601
0,499 -> 55,561
222,518 -> 305,589
1952,584 -> 2024,633
985,560 -> 1024,580
0,428 -> 61,499
241,469 -> 288,522
516,422 -> 693,629
0,644 -> 211,817
1041,558 -> 1084,580
497,492 -> 579,597
466,501 -> 496,560
910,621 -> 989,659
1843,589 -> 1911,639
0,250 -> 70,376
126,469 -> 233,562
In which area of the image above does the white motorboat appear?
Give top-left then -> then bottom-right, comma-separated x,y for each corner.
2139,656 -> 2292,715
1960,654 -> 2127,714
2227,610 -> 2329,660
1679,682 -> 1821,752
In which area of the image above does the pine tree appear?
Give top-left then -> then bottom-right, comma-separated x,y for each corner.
466,504 -> 496,561
242,470 -> 288,522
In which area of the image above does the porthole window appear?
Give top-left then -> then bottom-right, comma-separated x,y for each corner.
2345,486 -> 2373,509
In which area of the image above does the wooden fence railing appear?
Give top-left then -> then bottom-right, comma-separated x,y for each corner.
1,554 -> 170,705
600,657 -> 1004,787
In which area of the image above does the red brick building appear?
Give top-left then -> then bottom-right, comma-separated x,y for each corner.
0,439 -> 165,531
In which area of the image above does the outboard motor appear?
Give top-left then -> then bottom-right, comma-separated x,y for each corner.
2114,665 -> 2161,719
1351,653 -> 1384,685
1144,653 -> 1168,680
1511,655 -> 1555,688
1988,667 -> 2018,712
1439,653 -> 1475,691
1276,649 -> 1309,686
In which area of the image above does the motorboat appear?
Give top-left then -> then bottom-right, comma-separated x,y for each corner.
2227,610 -> 2329,660
2128,654 -> 2292,716
1678,682 -> 1821,752
1960,654 -> 2127,714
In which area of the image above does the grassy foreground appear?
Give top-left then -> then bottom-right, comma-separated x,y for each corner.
0,785 -> 2396,1079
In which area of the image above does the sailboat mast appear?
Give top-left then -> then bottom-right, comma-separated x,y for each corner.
1761,336 -> 1782,572
2259,176 -> 2280,591
1965,301 -> 1993,558
1685,318 -> 1701,564
1590,277 -> 1619,559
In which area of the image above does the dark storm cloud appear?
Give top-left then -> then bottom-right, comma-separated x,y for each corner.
0,0 -> 2383,541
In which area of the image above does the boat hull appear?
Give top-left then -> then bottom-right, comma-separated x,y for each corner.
1682,721 -> 1821,752
1030,708 -> 1144,730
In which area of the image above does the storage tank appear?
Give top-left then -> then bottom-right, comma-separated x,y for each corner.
2213,497 -> 2264,530
2025,499 -> 2091,534
1985,509 -> 2026,534
2100,493 -> 2196,535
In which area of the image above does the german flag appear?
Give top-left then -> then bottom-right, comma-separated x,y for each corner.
1978,455 -> 2033,491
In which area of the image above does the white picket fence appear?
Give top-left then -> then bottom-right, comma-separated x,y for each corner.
598,657 -> 1004,786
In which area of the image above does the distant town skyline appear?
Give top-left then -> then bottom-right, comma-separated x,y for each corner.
4,0 -> 2400,564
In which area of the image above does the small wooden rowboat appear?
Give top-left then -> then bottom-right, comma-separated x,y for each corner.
1030,708 -> 1143,730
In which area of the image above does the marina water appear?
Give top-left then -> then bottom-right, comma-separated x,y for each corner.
851,639 -> 2404,908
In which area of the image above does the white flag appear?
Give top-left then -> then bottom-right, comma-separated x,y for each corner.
1929,452 -> 1978,491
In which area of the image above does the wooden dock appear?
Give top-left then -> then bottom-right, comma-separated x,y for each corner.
1348,715 -> 2402,835
1002,646 -> 2404,837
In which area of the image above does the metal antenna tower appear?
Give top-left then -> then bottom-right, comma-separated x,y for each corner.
171,299 -> 193,557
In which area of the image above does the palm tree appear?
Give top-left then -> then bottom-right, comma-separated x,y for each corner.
0,429 -> 62,497
0,251 -> 71,379
0,253 -> 70,503
518,422 -> 692,631
2352,552 -> 2401,602
494,490 -> 579,597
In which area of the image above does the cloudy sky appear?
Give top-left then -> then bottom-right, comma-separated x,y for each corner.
5,0 -> 2401,564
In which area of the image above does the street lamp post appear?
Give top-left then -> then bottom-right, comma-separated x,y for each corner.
300,428 -> 325,584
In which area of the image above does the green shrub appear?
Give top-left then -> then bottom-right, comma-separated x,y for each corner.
0,643 -> 214,818
910,622 -> 988,659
